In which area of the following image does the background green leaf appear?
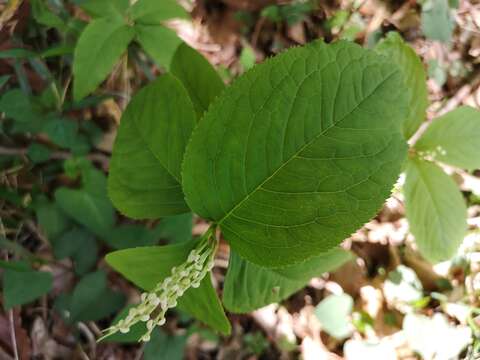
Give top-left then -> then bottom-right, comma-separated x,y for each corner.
55,271 -> 125,323
223,248 -> 352,313
182,40 -> 408,268
414,106 -> 480,170
106,242 -> 231,334
55,167 -> 115,237
131,0 -> 188,24
105,224 -> 159,249
171,43 -> 225,118
421,0 -> 455,43
3,263 -> 53,310
31,0 -> 66,30
73,18 -> 134,100
78,0 -> 130,18
54,228 -> 98,275
404,158 -> 467,262
155,213 -> 193,244
315,293 -> 354,339
134,24 -> 183,69
108,75 -> 196,219
144,329 -> 188,360
376,32 -> 428,139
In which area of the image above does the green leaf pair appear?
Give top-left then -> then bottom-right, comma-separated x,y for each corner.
110,40 -> 408,268
73,0 -> 188,100
377,32 -> 480,263
106,39 -> 411,335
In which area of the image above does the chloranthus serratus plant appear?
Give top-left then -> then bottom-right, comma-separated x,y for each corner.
101,40 -> 410,342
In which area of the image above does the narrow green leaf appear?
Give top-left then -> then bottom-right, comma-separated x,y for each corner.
108,75 -> 195,219
73,18 -> 134,100
182,40 -> 408,268
31,0 -> 66,30
404,158 -> 467,262
315,294 -> 353,339
376,32 -> 428,139
41,44 -> 75,58
131,0 -> 188,24
3,264 -> 53,310
414,106 -> 480,170
135,24 -> 183,69
0,49 -> 36,59
171,43 -> 225,118
106,242 -> 231,334
223,248 -> 352,313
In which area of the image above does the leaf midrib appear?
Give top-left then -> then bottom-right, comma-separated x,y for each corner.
218,70 -> 398,226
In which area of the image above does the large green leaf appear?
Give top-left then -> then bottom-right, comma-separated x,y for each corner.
376,32 -> 428,139
135,24 -> 183,69
171,43 -> 225,118
73,18 -> 134,100
414,106 -> 480,170
131,0 -> 188,24
223,248 -> 352,313
182,40 -> 408,268
404,158 -> 467,262
106,242 -> 231,335
108,75 -> 196,219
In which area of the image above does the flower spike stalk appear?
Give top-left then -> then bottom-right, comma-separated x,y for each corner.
99,226 -> 218,342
